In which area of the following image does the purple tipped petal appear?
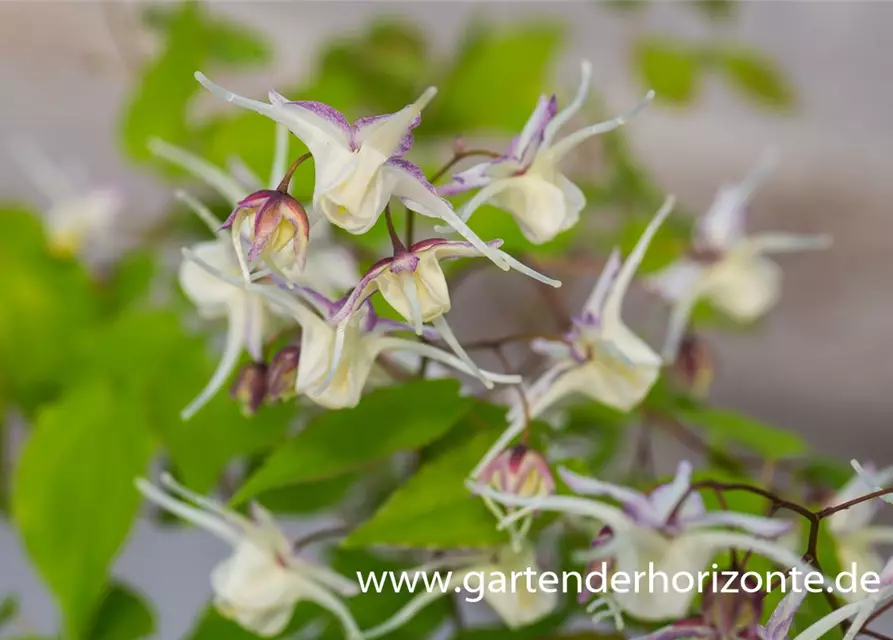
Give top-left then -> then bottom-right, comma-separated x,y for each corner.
289,100 -> 351,134
354,113 -> 421,157
509,93 -> 558,168
329,260 -> 393,325
387,158 -> 436,193
688,511 -> 791,539
410,237 -> 504,260
558,467 -> 653,519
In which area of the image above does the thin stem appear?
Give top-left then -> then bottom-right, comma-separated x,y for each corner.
818,488 -> 893,519
404,205 -> 415,250
276,152 -> 313,193
384,205 -> 408,253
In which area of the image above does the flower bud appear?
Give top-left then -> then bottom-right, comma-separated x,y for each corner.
221,189 -> 310,269
230,362 -> 267,416
478,444 -> 555,499
672,333 -> 714,398
267,346 -> 300,402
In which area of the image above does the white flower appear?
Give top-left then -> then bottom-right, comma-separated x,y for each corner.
648,152 -> 831,359
193,73 -> 513,271
437,61 -> 653,244
11,138 -> 123,261
321,210 -> 559,390
362,544 -> 557,639
825,464 -> 893,600
472,195 -> 675,477
135,474 -> 362,638
184,251 -> 521,410
470,461 -> 814,623
149,131 -> 360,297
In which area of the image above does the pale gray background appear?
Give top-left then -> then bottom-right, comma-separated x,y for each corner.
1,1 -> 892,638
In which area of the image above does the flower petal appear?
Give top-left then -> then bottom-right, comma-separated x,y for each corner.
135,478 -> 241,546
549,90 -> 654,162
542,59 -> 592,149
583,248 -> 622,317
602,195 -> 675,326
149,138 -> 246,206
181,302 -> 248,420
559,467 -> 653,518
385,159 -> 510,270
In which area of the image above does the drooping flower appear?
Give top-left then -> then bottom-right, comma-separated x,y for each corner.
648,152 -> 831,359
266,345 -> 301,402
218,177 -> 310,282
320,209 -> 560,389
149,131 -> 359,296
10,138 -> 123,261
230,361 -> 268,416
671,333 -> 715,399
184,251 -> 521,410
470,461 -> 813,623
193,73 -> 513,271
436,61 -> 653,244
472,196 -> 674,477
362,544 -> 558,638
478,444 -> 556,551
178,235 -> 284,420
135,474 -> 362,638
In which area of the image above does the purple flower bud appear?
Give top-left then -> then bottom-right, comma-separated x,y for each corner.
230,362 -> 268,416
221,189 -> 310,268
672,334 -> 714,398
478,444 -> 555,499
267,346 -> 300,402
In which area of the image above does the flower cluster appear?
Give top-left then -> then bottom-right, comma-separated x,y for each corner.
130,59 -> 868,640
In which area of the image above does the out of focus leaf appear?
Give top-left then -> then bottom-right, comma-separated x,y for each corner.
0,594 -> 18,630
634,38 -> 700,105
0,207 -> 98,412
679,407 -> 806,459
89,583 -> 155,640
142,4 -> 271,68
693,0 -> 736,21
73,309 -> 295,493
616,210 -> 689,274
183,603 -> 321,639
256,473 -> 357,515
100,249 -> 157,314
121,1 -> 207,162
427,23 -> 563,133
345,426 -> 508,548
233,380 -> 469,504
716,48 -> 795,108
12,381 -> 154,638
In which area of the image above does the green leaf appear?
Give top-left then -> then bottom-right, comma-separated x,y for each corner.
89,583 -> 155,640
679,407 -> 806,459
716,48 -> 795,108
121,1 -> 207,162
0,594 -> 18,630
634,38 -> 700,105
142,5 -> 270,68
74,309 -> 294,493
12,381 -> 154,638
256,474 -> 357,515
345,423 -> 508,549
0,207 -> 98,412
234,380 -> 469,504
693,0 -> 736,21
99,250 -> 157,315
427,23 -> 563,133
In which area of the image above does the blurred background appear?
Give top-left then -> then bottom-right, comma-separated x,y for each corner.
1,1 -> 892,638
